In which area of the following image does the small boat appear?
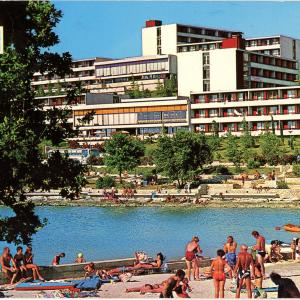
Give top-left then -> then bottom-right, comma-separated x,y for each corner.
283,224 -> 300,232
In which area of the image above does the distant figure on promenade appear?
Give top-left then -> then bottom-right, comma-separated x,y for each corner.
210,249 -> 232,298
251,231 -> 266,277
270,272 -> 300,298
185,236 -> 202,281
224,235 -> 237,268
254,170 -> 261,180
0,247 -> 19,284
51,252 -> 65,265
24,246 -> 45,281
233,244 -> 254,299
75,252 -> 86,263
160,269 -> 186,298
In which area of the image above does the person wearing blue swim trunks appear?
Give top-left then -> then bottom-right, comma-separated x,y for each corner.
224,236 -> 237,268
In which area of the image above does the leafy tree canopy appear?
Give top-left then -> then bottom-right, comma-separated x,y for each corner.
0,1 -> 86,245
154,130 -> 212,187
104,133 -> 145,182
259,132 -> 282,165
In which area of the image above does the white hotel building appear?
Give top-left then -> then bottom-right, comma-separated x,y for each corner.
32,20 -> 300,139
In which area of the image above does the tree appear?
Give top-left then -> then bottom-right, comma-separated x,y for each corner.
0,1 -> 87,245
240,118 -> 254,163
104,133 -> 145,182
260,132 -> 282,165
280,121 -> 284,143
226,132 -> 242,172
154,131 -> 212,187
271,115 -> 276,135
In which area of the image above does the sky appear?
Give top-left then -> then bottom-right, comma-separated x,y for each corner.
52,1 -> 300,60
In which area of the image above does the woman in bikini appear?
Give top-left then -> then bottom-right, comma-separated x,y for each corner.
0,247 -> 19,284
24,247 -> 45,281
210,249 -> 231,298
185,236 -> 202,281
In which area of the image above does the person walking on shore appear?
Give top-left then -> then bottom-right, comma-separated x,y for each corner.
224,235 -> 237,269
233,244 -> 254,299
210,249 -> 232,298
185,236 -> 202,281
251,231 -> 266,278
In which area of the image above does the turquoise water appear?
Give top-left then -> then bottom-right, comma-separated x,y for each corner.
0,206 -> 299,265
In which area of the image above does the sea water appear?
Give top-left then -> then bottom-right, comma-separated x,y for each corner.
0,206 -> 299,265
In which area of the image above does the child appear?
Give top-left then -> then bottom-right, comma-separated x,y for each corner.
75,252 -> 86,263
84,262 -> 95,279
210,249 -> 231,298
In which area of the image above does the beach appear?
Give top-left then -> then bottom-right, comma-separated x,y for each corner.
3,261 -> 300,298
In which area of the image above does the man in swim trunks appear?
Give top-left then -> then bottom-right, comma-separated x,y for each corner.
160,269 -> 186,298
0,247 -> 19,284
224,236 -> 237,269
233,244 -> 254,299
210,249 -> 232,298
251,231 -> 266,278
185,236 -> 202,281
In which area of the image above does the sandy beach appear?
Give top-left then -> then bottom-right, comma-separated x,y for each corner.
3,261 -> 300,298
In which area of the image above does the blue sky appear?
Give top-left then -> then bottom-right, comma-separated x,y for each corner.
52,1 -> 300,60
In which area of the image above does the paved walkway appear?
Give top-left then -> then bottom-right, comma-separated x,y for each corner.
3,261 -> 300,298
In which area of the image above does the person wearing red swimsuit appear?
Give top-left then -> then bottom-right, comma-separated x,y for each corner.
185,236 -> 202,281
210,249 -> 231,298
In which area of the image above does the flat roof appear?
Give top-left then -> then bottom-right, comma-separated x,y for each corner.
246,35 -> 300,41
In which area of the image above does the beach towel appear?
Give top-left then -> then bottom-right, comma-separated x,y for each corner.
72,276 -> 101,290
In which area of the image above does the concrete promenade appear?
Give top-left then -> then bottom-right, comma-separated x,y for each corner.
3,261 -> 300,298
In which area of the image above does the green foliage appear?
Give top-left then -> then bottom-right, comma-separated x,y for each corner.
95,176 -> 115,189
104,133 -> 145,182
207,135 -> 220,152
154,131 -> 212,187
259,132 -> 282,165
293,165 -> 300,177
247,158 -> 261,169
240,118 -> 255,150
0,1 -> 86,245
215,165 -> 231,175
276,180 -> 289,189
226,132 -> 242,171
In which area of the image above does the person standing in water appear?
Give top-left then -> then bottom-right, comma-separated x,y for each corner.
185,236 -> 202,281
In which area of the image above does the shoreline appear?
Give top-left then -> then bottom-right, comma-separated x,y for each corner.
16,198 -> 300,209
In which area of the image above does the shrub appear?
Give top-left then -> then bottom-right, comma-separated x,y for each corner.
276,180 -> 289,189
86,155 -> 103,166
215,165 -> 231,175
253,154 -> 267,166
247,158 -> 261,169
293,165 -> 300,177
95,176 -> 116,189
282,154 -> 297,165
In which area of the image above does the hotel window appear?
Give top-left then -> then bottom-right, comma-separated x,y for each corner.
197,125 -> 206,131
209,109 -> 218,117
269,106 -> 278,115
237,93 -> 245,101
203,68 -> 210,79
288,121 -> 296,129
287,105 -> 296,113
257,107 -> 264,115
203,53 -> 210,65
203,81 -> 210,92
198,95 -> 205,103
209,94 -> 218,102
287,90 -> 297,98
198,110 -> 205,117
257,122 -> 264,130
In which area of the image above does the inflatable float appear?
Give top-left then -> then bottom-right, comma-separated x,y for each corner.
283,224 -> 300,233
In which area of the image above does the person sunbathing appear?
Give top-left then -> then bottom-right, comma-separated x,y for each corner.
23,246 -> 45,281
125,283 -> 164,294
108,252 -> 164,276
84,262 -> 96,279
0,247 -> 19,285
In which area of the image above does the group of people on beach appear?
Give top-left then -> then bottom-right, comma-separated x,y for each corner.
183,232 -> 268,298
0,246 -> 44,284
